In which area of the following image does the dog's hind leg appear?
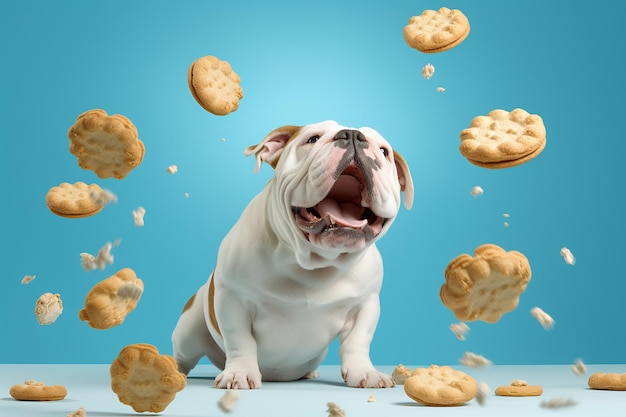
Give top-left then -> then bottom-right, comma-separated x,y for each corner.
172,282 -> 226,375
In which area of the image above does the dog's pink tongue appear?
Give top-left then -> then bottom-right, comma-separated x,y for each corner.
317,199 -> 367,229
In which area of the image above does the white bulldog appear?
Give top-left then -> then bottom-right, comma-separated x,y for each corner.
172,120 -> 413,389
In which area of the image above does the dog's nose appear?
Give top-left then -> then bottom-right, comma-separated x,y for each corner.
334,129 -> 366,144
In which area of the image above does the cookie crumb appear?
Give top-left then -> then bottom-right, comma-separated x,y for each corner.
571,359 -> 586,376
392,364 -> 412,385
470,186 -> 484,196
475,382 -> 489,406
560,247 -> 575,265
35,293 -> 63,325
21,275 -> 36,284
436,87 -> 445,93
166,165 -> 178,174
367,395 -> 376,403
89,188 -> 117,206
421,63 -> 435,79
459,352 -> 492,368
117,282 -> 144,301
449,322 -> 470,341
132,207 -> 146,227
217,389 -> 239,413
326,402 -> 346,417
540,398 -> 578,408
67,407 -> 86,417
24,380 -> 44,386
531,307 -> 554,330
80,240 -> 120,271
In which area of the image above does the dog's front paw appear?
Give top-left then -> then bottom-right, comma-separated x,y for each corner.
342,367 -> 395,388
215,367 -> 262,389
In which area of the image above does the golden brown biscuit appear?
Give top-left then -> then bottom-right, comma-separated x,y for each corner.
188,55 -> 243,116
35,292 -> 63,325
110,343 -> 186,413
440,244 -> 531,323
68,109 -> 145,179
495,380 -> 543,396
404,365 -> 477,406
403,8 -> 470,53
588,372 -> 626,390
460,108 -> 546,169
9,380 -> 67,401
79,268 -> 143,329
46,182 -> 104,218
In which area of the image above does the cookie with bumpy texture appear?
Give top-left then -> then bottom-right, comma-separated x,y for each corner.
9,380 -> 67,401
79,268 -> 143,329
460,108 -> 546,169
46,182 -> 104,218
588,372 -> 626,390
188,55 -> 243,116
404,365 -> 477,406
440,244 -> 531,323
68,109 -> 145,179
110,343 -> 186,413
403,8 -> 470,53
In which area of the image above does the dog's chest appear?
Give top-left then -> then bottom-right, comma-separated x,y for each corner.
247,274 -> 368,343
250,293 -> 355,362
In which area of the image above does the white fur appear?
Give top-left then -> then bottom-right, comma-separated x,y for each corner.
172,121 -> 413,389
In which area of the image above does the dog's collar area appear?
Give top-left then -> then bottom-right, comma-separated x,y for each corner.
291,167 -> 386,240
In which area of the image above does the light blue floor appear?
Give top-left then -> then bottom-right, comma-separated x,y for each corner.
1,364 -> 625,416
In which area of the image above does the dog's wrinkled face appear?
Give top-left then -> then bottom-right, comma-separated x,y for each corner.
246,121 -> 414,261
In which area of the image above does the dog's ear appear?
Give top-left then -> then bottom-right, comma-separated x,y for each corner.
244,125 -> 301,173
393,150 -> 414,210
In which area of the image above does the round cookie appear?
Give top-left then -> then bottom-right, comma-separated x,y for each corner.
466,138 -> 546,169
79,268 -> 144,329
404,365 -> 477,406
403,7 -> 470,53
188,55 -> 244,116
46,182 -> 104,218
440,244 -> 531,323
68,109 -> 145,179
459,108 -> 546,169
9,380 -> 67,401
496,380 -> 543,396
110,343 -> 186,413
588,372 -> 626,390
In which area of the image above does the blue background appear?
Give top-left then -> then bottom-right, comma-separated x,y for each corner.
1,0 -> 624,366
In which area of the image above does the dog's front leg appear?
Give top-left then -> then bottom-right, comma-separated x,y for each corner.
214,293 -> 262,389
338,295 -> 395,388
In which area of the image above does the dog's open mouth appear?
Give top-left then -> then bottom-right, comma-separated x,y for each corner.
292,166 -> 386,240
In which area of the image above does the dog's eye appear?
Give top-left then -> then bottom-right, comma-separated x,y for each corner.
380,147 -> 389,158
306,135 -> 320,144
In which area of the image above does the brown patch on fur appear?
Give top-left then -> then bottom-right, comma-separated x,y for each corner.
208,272 -> 221,335
182,294 -> 195,314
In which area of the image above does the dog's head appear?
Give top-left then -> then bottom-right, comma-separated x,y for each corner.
245,120 -> 413,267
